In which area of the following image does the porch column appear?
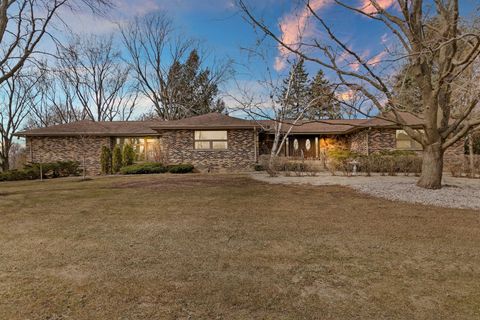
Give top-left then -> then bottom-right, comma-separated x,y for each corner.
253,128 -> 258,162
286,138 -> 289,157
315,137 -> 319,159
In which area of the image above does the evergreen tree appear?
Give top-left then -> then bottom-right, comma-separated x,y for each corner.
279,58 -> 310,119
166,49 -> 225,118
112,145 -> 123,173
307,70 -> 342,119
122,144 -> 135,167
100,146 -> 112,175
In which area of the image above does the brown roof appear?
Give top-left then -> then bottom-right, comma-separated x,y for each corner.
255,119 -> 370,134
151,113 -> 257,130
15,120 -> 162,137
15,111 -> 424,137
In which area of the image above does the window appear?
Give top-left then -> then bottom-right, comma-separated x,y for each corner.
115,137 -> 161,160
194,131 -> 228,150
396,130 -> 422,150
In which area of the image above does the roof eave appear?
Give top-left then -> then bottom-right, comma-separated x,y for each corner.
151,125 -> 257,130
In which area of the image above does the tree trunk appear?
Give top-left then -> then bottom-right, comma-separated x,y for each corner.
468,132 -> 475,178
417,142 -> 444,189
0,154 -> 9,172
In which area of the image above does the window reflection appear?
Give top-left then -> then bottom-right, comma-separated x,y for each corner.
115,137 -> 161,161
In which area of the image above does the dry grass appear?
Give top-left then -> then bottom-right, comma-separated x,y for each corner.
0,174 -> 479,319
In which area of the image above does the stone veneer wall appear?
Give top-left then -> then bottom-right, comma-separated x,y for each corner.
349,130 -> 369,154
347,128 -> 465,166
26,136 -> 112,175
158,129 -> 256,171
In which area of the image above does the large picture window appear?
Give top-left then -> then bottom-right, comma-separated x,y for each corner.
396,130 -> 422,150
115,137 -> 161,160
194,131 -> 228,150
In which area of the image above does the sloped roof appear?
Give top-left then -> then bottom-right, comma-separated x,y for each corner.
151,112 -> 257,129
15,111 -> 424,137
15,120 -> 161,137
255,119 -> 370,134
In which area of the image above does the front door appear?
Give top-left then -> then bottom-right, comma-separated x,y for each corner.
290,136 -> 316,158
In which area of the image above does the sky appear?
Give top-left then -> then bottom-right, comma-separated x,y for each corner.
52,0 -> 480,115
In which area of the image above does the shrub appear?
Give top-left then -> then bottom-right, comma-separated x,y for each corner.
355,153 -> 422,176
326,149 -> 358,176
258,155 -> 287,177
167,164 -> 194,174
100,146 -> 112,175
122,144 -> 135,167
120,162 -> 167,175
253,164 -> 264,171
112,145 -> 123,173
0,161 -> 80,182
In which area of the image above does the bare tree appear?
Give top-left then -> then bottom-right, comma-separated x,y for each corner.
54,34 -> 138,122
0,70 -> 40,171
27,64 -> 83,128
120,13 -> 231,120
231,56 -> 319,174
0,0 -> 111,87
239,0 -> 480,189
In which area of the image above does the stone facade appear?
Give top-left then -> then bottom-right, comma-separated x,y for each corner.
158,129 -> 256,172
349,130 -> 369,154
347,128 -> 465,167
26,136 -> 112,175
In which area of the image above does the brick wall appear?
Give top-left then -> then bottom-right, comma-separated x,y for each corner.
26,136 -> 112,175
158,129 -> 256,172
368,128 -> 396,153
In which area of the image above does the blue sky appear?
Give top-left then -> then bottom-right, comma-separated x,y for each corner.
57,0 -> 479,113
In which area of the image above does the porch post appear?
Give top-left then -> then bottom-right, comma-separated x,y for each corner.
315,137 -> 319,159
286,138 -> 289,157
253,128 -> 258,162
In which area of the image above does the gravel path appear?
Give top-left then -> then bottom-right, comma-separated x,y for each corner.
251,172 -> 480,210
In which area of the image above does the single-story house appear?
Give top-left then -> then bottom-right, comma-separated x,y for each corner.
15,112 -> 464,174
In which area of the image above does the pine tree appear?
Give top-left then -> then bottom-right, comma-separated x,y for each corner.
307,70 -> 341,119
279,58 -> 310,119
112,145 -> 123,173
165,49 -> 225,119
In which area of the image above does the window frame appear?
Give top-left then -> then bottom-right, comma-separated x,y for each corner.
395,130 -> 423,151
194,130 -> 228,150
115,136 -> 161,161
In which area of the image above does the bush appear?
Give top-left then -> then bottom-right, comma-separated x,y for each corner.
167,164 -> 194,174
0,161 -> 80,182
100,146 -> 112,175
326,149 -> 358,176
120,162 -> 167,175
254,164 -> 264,171
356,153 -> 422,176
122,144 -> 135,167
112,145 -> 123,173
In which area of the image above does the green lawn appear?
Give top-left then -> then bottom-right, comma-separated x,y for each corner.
0,174 -> 479,319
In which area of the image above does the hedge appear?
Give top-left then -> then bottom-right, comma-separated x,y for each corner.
167,164 -> 194,174
120,163 -> 194,175
0,161 -> 80,182
120,163 -> 168,175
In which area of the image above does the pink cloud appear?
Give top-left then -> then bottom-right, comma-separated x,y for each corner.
350,50 -> 370,71
367,51 -> 387,67
275,0 -> 332,71
336,89 -> 358,101
359,0 -> 396,14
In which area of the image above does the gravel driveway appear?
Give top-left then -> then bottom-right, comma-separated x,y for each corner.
251,172 -> 480,210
